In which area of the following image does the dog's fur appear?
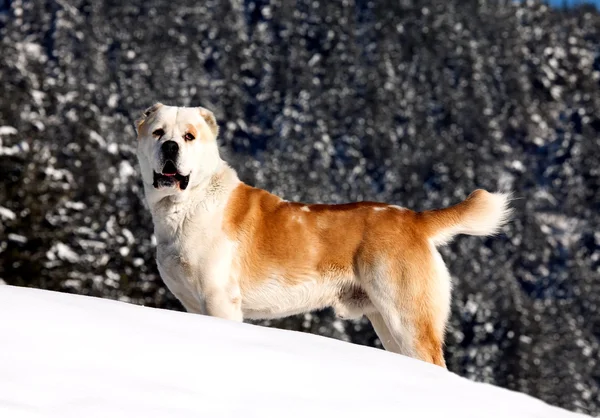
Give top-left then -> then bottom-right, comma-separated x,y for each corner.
135,103 -> 512,368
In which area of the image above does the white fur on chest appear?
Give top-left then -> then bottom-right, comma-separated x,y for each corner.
151,187 -> 236,311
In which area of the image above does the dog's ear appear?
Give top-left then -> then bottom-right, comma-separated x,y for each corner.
135,102 -> 164,134
198,107 -> 219,138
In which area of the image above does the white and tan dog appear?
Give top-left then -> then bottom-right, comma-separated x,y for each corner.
135,103 -> 511,368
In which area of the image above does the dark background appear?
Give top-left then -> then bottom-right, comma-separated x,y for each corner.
0,0 -> 599,414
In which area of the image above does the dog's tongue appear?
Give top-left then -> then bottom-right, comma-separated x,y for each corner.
162,161 -> 177,176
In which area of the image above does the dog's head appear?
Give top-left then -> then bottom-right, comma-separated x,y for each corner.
135,103 -> 220,197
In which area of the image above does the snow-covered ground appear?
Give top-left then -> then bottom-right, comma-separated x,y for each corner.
0,285 -> 587,418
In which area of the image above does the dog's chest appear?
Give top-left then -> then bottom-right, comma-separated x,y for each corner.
156,241 -> 202,299
155,212 -> 224,295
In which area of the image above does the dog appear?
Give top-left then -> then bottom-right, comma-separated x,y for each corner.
135,103 -> 511,368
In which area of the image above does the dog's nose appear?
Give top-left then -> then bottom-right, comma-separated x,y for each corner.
161,141 -> 179,160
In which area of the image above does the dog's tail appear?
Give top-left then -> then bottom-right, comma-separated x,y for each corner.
418,189 -> 512,247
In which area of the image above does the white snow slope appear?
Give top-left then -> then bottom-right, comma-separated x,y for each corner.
0,285 -> 588,418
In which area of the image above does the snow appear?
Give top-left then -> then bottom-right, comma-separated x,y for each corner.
0,285 -> 587,418
0,206 -> 16,221
118,160 -> 136,182
47,242 -> 80,263
7,233 -> 27,244
89,130 -> 107,147
64,201 -> 86,211
0,126 -> 18,136
0,138 -> 29,157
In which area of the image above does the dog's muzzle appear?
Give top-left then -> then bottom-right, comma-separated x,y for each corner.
152,141 -> 189,190
153,160 -> 190,190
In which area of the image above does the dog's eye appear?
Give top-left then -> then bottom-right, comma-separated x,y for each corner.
152,129 -> 165,137
184,133 -> 195,141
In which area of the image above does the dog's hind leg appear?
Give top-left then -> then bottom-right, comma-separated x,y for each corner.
368,288 -> 446,367
362,248 -> 449,368
366,312 -> 406,354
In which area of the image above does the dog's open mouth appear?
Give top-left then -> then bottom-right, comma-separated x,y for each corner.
153,161 -> 190,190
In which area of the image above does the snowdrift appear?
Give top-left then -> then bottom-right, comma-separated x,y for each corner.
0,285 -> 587,418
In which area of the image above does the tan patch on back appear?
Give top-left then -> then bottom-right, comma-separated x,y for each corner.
222,184 -> 422,288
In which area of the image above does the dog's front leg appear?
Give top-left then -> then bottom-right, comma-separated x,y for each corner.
157,260 -> 206,315
203,284 -> 243,322
172,287 -> 207,315
199,243 -> 243,322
